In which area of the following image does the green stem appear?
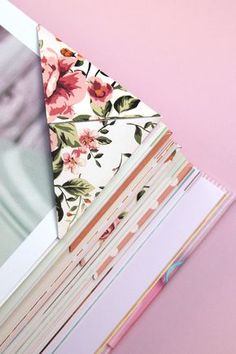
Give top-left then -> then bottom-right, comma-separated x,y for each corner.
69,197 -> 82,226
126,123 -> 150,133
113,153 -> 125,175
55,185 -> 70,208
97,120 -> 115,132
86,62 -> 91,77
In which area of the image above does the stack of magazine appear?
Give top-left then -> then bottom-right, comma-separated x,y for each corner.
0,2 -> 234,353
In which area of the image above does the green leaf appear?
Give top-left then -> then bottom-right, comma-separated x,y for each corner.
95,160 -> 101,167
113,84 -> 126,90
95,153 -> 103,159
137,189 -> 146,201
62,178 -> 95,197
144,121 -> 154,130
114,95 -> 140,113
87,153 -> 91,160
91,101 -> 112,117
73,114 -> 91,122
57,116 -> 69,120
55,193 -> 64,222
51,145 -> 63,179
70,205 -> 77,212
75,59 -> 84,67
118,211 -> 128,219
100,129 -> 109,134
53,123 -> 80,147
96,136 -> 112,145
123,153 -> 132,158
67,197 -> 77,202
39,39 -> 43,49
134,126 -> 142,144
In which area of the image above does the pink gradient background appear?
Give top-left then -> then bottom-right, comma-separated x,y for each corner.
12,0 -> 236,353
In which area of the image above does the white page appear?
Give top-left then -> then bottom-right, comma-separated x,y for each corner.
47,176 -> 225,354
0,0 -> 58,307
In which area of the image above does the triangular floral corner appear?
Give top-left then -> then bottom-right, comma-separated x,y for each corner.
37,26 -> 161,238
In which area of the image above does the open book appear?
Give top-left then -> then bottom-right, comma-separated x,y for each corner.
0,2 -> 234,353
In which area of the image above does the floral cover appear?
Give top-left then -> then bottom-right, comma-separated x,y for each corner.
38,27 -> 161,238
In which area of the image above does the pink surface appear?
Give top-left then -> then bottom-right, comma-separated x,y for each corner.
108,282 -> 164,349
112,203 -> 236,354
11,0 -> 236,353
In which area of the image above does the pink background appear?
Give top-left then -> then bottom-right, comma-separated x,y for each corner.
12,0 -> 236,353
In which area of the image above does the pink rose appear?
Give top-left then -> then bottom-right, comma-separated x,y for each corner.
79,128 -> 99,150
87,76 -> 112,105
49,129 -> 58,151
62,149 -> 86,174
41,49 -> 87,122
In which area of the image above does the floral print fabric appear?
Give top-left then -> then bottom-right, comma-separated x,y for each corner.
38,26 -> 161,238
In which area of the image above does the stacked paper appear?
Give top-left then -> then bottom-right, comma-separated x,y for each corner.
0,2 -> 233,354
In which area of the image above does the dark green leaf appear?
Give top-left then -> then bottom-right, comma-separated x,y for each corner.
144,121 -> 154,129
95,153 -> 103,159
113,84 -> 126,90
123,153 -> 132,158
134,126 -> 142,144
70,205 -> 77,212
100,129 -> 109,134
75,59 -> 84,67
52,123 -> 80,147
137,189 -> 146,201
62,178 -> 95,197
55,193 -> 64,222
95,160 -> 101,167
114,95 -> 140,113
91,101 -> 112,117
96,136 -> 112,145
51,144 -> 63,179
73,114 -> 91,122
87,153 -> 91,160
118,211 -> 128,219
67,197 -> 77,202
57,116 -> 69,120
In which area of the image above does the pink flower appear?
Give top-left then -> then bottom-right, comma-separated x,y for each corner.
41,49 -> 87,122
87,76 -> 112,105
79,128 -> 99,150
62,149 -> 86,174
49,129 -> 58,151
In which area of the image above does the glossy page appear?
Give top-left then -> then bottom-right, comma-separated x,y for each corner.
0,26 -> 54,265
